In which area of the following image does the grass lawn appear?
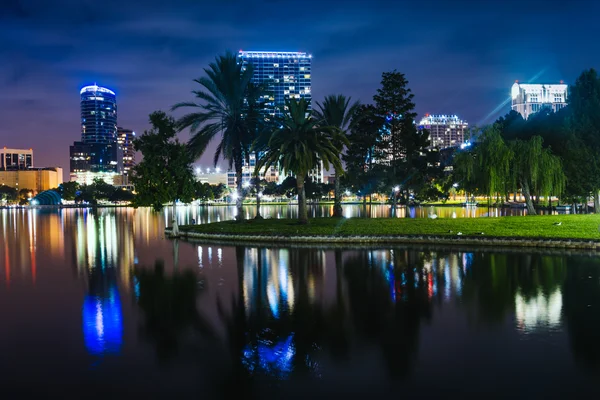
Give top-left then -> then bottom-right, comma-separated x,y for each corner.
179,214 -> 600,241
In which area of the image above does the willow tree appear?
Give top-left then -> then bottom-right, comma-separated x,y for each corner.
476,126 -> 513,205
511,136 -> 565,215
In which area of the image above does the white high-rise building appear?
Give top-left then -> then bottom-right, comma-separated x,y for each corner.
511,82 -> 568,120
418,114 -> 468,149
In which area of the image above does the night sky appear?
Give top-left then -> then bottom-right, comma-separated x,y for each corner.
2,0 -> 599,179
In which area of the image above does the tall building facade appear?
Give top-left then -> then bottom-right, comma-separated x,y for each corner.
235,50 -> 322,185
418,114 -> 468,149
117,127 -> 136,176
238,50 -> 312,117
80,85 -> 118,143
1,148 -> 33,170
70,84 -> 123,184
511,82 -> 568,120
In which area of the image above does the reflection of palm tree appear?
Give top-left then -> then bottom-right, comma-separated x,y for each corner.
135,260 -> 214,362
563,256 -> 600,371
323,249 -> 350,361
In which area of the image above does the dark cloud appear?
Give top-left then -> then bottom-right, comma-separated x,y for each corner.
1,0 -> 600,178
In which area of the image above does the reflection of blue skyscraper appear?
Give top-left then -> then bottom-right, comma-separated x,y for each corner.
242,334 -> 295,378
82,285 -> 123,355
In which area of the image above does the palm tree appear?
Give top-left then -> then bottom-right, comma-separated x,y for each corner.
256,98 -> 347,224
314,95 -> 360,217
172,52 -> 263,221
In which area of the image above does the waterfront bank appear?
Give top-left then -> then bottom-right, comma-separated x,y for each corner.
168,215 -> 600,249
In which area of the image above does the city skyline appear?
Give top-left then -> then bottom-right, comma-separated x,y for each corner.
2,0 -> 600,179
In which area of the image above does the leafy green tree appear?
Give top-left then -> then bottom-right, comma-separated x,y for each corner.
256,99 -> 347,224
373,71 -> 429,207
565,69 -> 600,210
18,188 -> 34,205
132,111 -> 196,237
212,183 -> 227,200
477,126 -> 513,204
510,136 -> 565,214
91,178 -> 116,200
344,104 -> 382,208
57,181 -> 79,201
0,185 -> 18,204
313,94 -> 360,217
172,52 -> 264,221
109,188 -> 135,203
194,182 -> 215,202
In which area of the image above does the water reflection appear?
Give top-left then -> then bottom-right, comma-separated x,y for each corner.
159,203 -> 552,227
1,208 -> 600,396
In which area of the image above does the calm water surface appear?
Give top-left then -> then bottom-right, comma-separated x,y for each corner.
0,206 -> 597,398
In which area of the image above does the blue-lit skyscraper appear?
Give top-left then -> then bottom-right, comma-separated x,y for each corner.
238,51 -> 312,118
80,85 -> 118,144
70,84 -> 123,184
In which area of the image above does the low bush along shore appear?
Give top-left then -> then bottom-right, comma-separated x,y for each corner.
176,214 -> 600,241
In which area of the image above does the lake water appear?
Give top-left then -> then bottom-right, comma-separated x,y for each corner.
173,203 -> 543,224
0,206 -> 597,398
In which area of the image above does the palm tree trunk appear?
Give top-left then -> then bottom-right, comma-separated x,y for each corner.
297,175 -> 308,224
235,160 -> 244,222
333,170 -> 342,217
255,177 -> 262,219
171,200 -> 179,237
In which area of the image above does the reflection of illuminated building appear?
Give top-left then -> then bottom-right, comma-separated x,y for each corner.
367,249 -> 469,303
243,248 -> 296,319
82,285 -> 123,355
70,209 -> 135,286
242,334 -> 295,378
515,289 -> 562,331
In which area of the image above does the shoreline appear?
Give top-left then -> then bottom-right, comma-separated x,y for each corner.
165,214 -> 600,250
165,228 -> 600,250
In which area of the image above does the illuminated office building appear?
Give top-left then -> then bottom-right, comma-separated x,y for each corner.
235,51 -> 322,184
511,82 -> 568,120
238,50 -> 312,117
117,127 -> 136,176
418,114 -> 468,149
70,84 -> 123,184
1,148 -> 33,170
80,84 -> 118,144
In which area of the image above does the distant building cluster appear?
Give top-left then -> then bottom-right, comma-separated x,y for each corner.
69,85 -> 136,185
511,82 -> 568,120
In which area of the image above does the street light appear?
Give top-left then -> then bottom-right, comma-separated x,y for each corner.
216,167 -> 221,173
453,183 -> 459,188
206,167 -> 210,174
345,190 -> 350,196
394,186 -> 400,192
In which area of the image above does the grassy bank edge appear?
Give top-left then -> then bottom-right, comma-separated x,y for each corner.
167,215 -> 600,249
